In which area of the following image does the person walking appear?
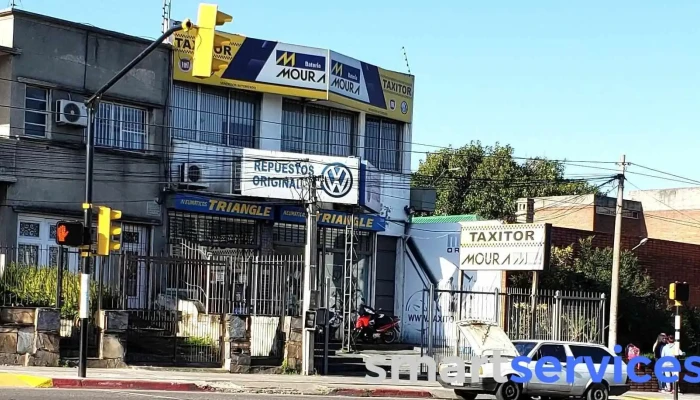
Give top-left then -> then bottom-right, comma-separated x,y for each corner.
661,336 -> 684,394
653,333 -> 667,392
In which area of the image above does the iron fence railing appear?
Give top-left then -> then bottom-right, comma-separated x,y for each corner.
422,285 -> 607,367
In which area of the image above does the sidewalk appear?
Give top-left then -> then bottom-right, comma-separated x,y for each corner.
0,366 -> 453,398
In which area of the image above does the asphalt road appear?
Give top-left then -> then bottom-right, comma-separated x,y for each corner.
0,389 -> 410,400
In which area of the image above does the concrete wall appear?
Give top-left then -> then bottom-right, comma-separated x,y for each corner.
0,11 -> 169,249
628,187 -> 700,245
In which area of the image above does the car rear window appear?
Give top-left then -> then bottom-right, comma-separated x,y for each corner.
513,341 -> 537,357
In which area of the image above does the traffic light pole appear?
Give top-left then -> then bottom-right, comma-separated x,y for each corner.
77,20 -> 192,379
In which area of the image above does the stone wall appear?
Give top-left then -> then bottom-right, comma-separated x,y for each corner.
0,307 -> 60,366
95,310 -> 128,368
223,314 -> 251,373
629,363 -> 700,393
282,316 -> 303,372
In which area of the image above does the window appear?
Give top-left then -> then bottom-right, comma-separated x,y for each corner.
281,99 -> 356,157
171,83 -> 259,147
94,101 -> 148,150
365,117 -> 402,171
24,86 -> 49,137
532,344 -> 568,363
568,345 -> 613,364
513,341 -> 537,357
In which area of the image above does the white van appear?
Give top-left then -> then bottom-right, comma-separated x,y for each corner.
437,320 -> 630,400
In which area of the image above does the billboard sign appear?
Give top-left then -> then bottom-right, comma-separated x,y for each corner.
240,149 -> 360,205
459,223 -> 551,271
172,29 -> 328,99
328,51 -> 414,123
359,160 -> 382,213
171,28 -> 414,123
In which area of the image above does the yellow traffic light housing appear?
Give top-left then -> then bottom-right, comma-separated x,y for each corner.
670,281 -> 690,303
97,206 -> 122,256
192,3 -> 233,78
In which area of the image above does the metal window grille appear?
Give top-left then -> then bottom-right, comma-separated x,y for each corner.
365,116 -> 402,171
280,99 -> 356,156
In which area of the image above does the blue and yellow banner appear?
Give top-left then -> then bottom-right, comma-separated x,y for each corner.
172,193 -> 274,220
170,23 -> 414,123
278,206 -> 386,232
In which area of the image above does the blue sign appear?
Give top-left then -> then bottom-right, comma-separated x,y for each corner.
278,206 -> 385,232
359,160 -> 382,213
172,194 -> 275,220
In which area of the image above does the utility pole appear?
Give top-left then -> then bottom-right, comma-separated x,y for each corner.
77,20 -> 192,379
302,175 -> 319,375
607,154 -> 626,350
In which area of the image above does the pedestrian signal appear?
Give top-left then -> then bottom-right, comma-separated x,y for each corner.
669,281 -> 690,303
55,221 -> 85,247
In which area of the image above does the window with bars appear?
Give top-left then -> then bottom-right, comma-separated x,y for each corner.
24,86 -> 49,137
280,99 -> 356,157
168,211 -> 259,249
365,117 -> 403,171
171,83 -> 260,147
94,101 -> 148,150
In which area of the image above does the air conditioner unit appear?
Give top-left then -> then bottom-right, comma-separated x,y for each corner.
179,162 -> 209,189
55,100 -> 88,127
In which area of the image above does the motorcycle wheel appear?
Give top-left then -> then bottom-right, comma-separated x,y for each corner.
382,327 -> 398,344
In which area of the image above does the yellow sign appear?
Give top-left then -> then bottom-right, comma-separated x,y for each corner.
171,26 -> 415,123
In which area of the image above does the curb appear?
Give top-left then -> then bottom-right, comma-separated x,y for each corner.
330,387 -> 434,398
0,373 -> 53,388
51,378 -> 212,391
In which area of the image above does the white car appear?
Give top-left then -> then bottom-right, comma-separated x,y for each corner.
437,320 -> 630,400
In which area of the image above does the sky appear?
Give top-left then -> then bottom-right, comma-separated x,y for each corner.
11,0 -> 700,191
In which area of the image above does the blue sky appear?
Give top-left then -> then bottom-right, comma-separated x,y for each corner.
15,0 -> 700,190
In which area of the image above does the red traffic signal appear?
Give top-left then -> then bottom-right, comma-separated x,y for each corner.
55,221 -> 85,247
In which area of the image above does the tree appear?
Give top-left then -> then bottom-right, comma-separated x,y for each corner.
510,237 -> 670,351
411,141 -> 599,219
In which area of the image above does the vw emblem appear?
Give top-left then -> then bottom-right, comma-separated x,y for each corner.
321,163 -> 353,198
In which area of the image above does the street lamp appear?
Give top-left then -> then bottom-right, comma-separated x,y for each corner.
431,167 -> 459,185
631,238 -> 648,252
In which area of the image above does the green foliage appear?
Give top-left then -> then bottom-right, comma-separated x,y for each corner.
0,263 -> 117,319
412,141 -> 599,219
182,336 -> 217,347
510,237 -> 670,351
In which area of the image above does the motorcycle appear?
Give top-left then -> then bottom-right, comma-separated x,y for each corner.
354,300 -> 400,344
317,304 -> 343,341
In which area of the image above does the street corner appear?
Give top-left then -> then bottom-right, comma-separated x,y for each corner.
0,372 -> 53,388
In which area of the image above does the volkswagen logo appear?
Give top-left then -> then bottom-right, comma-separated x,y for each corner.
321,163 -> 353,198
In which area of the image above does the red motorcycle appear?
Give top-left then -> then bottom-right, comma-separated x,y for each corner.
354,302 -> 401,344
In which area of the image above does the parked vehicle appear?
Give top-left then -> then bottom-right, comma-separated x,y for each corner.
437,319 -> 630,400
317,304 -> 343,340
354,301 -> 400,344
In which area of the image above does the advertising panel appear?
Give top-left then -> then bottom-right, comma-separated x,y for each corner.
172,193 -> 275,220
172,28 -> 329,99
240,149 -> 360,205
328,51 -> 414,123
171,26 -> 414,122
278,206 -> 385,231
459,223 -> 551,271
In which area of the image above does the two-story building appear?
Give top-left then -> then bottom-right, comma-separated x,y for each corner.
0,9 -> 169,300
165,26 -> 414,316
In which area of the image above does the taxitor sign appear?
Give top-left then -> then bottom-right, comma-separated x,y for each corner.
459,223 -> 551,271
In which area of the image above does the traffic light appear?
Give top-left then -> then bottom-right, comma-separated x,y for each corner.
97,206 -> 122,256
55,221 -> 85,247
669,281 -> 690,303
192,3 -> 233,78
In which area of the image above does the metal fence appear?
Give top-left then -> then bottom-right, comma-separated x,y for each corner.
422,285 -> 607,367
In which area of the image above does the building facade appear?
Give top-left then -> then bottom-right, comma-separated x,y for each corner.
0,9 -> 169,280
165,25 -> 414,314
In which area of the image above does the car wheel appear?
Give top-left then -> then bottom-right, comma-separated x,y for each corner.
453,390 -> 478,400
496,380 -> 522,400
586,383 -> 609,400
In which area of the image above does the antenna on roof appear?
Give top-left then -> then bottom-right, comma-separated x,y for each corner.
402,46 -> 412,75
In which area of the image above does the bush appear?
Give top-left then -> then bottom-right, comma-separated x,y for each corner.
0,263 -> 119,319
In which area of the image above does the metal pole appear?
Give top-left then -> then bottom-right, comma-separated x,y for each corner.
56,247 -> 64,310
302,177 -> 318,375
78,20 -> 191,379
323,276 -> 330,375
607,155 -> 626,350
427,285 -> 435,357
674,302 -> 681,399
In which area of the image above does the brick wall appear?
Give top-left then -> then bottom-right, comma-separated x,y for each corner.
551,227 -> 700,305
629,363 -> 700,393
641,210 -> 700,246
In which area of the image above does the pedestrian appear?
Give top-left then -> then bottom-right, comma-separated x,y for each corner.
653,333 -> 667,392
661,336 -> 683,394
